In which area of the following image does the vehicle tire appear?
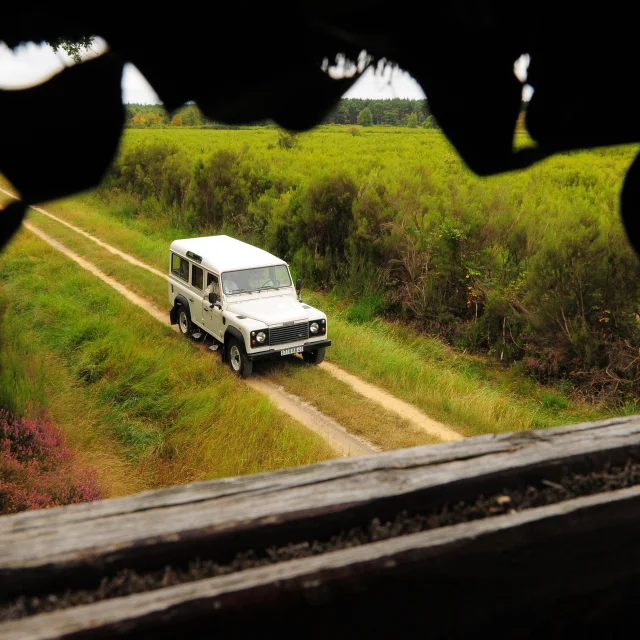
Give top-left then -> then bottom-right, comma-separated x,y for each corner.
302,347 -> 326,365
228,338 -> 253,378
177,305 -> 192,337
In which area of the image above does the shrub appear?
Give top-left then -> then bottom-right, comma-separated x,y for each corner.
277,130 -> 300,150
0,409 -> 102,514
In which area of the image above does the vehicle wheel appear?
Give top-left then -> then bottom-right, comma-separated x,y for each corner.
178,306 -> 192,337
302,347 -> 325,365
228,338 -> 253,378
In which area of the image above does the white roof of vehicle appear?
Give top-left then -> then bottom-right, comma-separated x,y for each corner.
170,235 -> 287,274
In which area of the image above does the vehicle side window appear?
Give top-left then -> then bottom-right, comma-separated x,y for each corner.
206,272 -> 220,293
171,253 -> 189,282
192,265 -> 204,290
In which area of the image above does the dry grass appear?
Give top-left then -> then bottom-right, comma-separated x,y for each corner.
262,359 -> 440,450
42,354 -> 153,498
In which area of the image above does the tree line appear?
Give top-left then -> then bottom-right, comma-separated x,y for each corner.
125,99 -> 438,129
322,98 -> 430,126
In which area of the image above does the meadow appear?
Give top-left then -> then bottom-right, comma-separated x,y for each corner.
100,126 -> 640,403
21,187 -> 613,437
0,229 -> 333,504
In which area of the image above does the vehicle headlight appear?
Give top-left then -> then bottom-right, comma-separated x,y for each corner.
256,331 -> 266,344
310,322 -> 319,334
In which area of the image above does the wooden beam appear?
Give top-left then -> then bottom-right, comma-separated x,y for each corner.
2,485 -> 639,638
0,416 -> 638,604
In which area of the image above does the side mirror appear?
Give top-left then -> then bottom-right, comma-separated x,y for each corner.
208,292 -> 217,305
296,278 -> 302,293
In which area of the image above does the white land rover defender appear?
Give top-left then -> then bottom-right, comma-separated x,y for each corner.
168,235 -> 331,377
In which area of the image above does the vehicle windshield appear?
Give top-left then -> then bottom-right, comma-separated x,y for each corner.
222,264 -> 292,295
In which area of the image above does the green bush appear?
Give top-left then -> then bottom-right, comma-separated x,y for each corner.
346,295 -> 385,324
277,130 -> 300,150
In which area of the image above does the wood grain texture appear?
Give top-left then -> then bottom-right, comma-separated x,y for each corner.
3,485 -> 639,639
0,416 -> 639,605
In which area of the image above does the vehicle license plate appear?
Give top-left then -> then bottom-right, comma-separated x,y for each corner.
281,346 -> 304,356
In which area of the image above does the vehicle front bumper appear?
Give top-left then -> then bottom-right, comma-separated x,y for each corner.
247,340 -> 332,361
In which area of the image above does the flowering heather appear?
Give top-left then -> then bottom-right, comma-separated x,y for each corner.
0,409 -> 102,514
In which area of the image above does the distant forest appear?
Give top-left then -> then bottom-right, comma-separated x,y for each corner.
125,99 -> 438,129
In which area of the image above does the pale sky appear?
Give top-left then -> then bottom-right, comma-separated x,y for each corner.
0,40 -> 532,105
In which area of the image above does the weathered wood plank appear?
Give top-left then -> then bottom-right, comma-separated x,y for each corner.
1,417 -> 639,600
1,416 -> 632,535
0,427 -> 634,567
3,485 -> 639,639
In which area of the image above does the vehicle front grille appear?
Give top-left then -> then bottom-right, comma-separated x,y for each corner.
270,323 -> 309,346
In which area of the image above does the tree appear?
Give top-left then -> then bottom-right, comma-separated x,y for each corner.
382,109 -> 398,125
146,112 -> 162,126
180,104 -> 204,127
371,102 -> 384,125
357,107 -> 373,127
423,115 -> 439,129
46,36 -> 95,63
171,114 -> 183,127
407,112 -> 418,128
337,104 -> 350,124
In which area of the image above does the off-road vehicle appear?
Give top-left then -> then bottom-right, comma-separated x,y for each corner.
168,235 -> 330,377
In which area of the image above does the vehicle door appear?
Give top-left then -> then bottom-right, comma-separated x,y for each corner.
202,271 -> 224,341
189,263 -> 204,327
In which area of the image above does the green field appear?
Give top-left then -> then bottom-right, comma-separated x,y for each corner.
21,186 -> 613,437
0,229 -> 333,495
20,208 -> 431,450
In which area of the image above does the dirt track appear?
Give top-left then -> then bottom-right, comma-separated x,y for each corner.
23,221 -> 169,325
247,378 -> 377,456
1,186 -> 464,449
320,362 -> 462,441
0,188 -> 165,277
